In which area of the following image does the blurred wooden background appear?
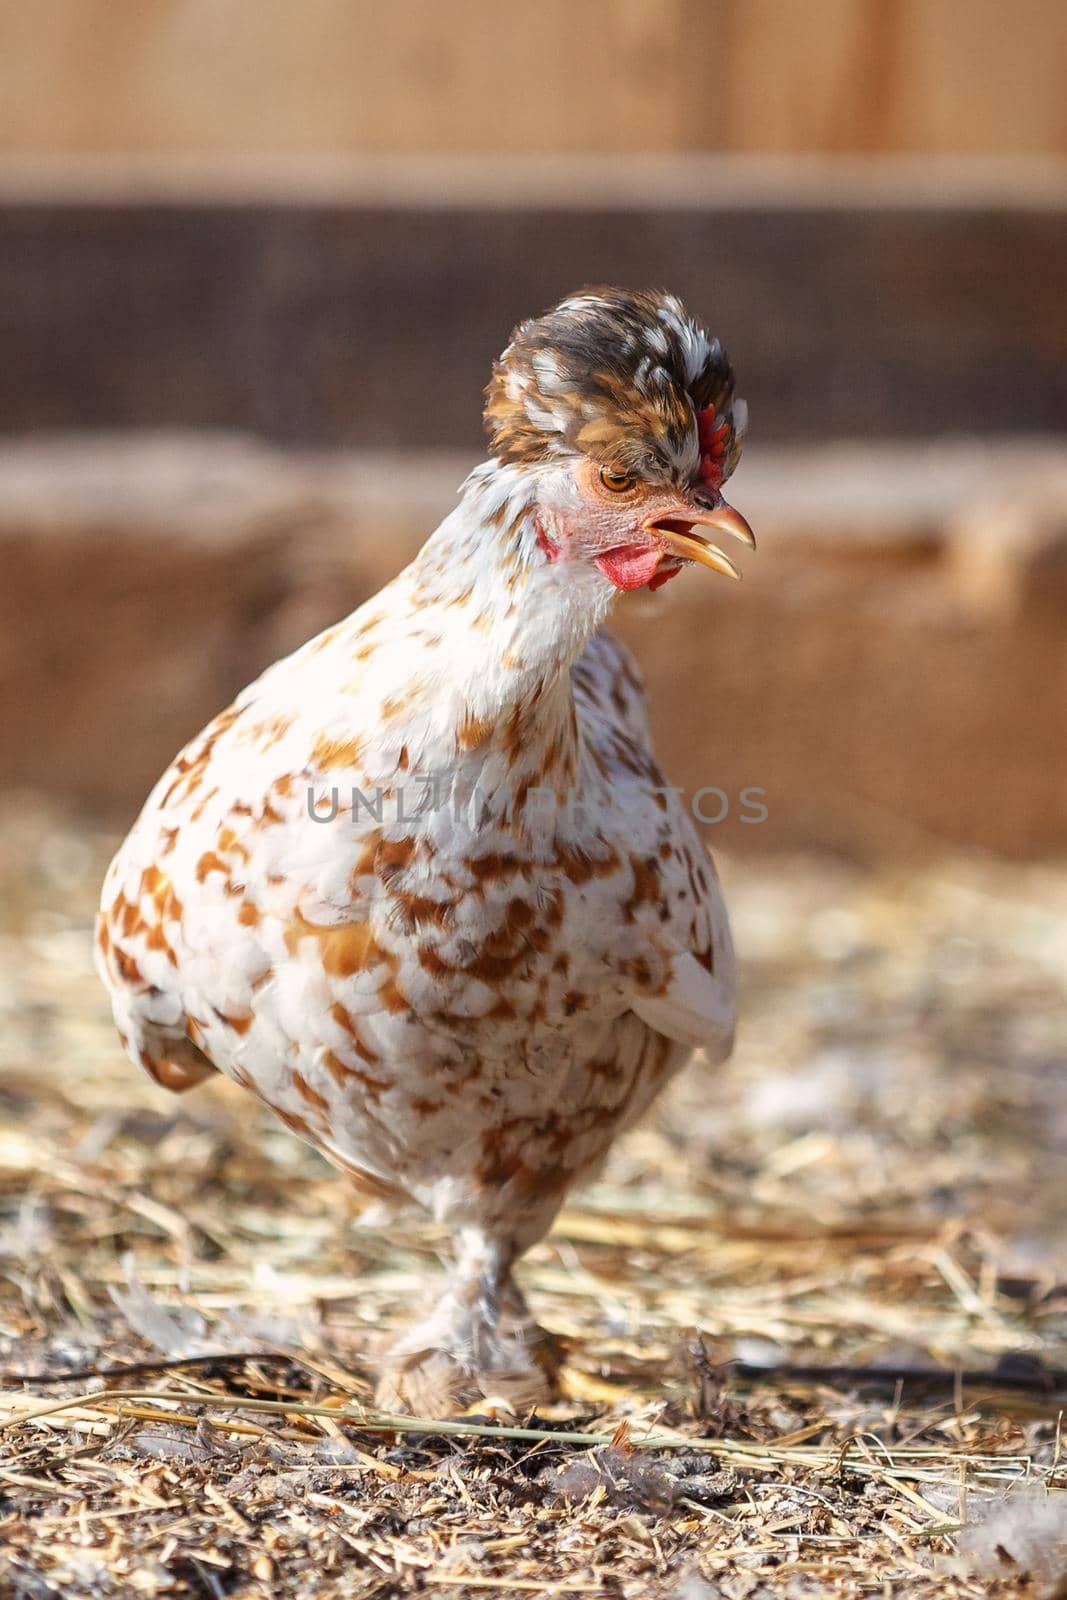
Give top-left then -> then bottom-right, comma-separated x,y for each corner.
2,0 -> 1065,157
1,1 -> 1065,852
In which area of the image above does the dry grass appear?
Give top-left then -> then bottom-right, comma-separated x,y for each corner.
1,797 -> 1065,1598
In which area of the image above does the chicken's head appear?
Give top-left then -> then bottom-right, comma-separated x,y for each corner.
484,287 -> 754,593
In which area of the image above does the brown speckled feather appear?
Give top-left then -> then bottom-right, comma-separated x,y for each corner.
96,287 -> 745,1414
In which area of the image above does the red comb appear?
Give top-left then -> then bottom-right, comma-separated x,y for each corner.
696,405 -> 730,491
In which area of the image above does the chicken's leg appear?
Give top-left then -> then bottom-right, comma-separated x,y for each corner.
375,1228 -> 560,1416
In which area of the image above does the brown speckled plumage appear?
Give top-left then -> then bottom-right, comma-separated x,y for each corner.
485,286 -> 745,484
97,288 -> 750,1414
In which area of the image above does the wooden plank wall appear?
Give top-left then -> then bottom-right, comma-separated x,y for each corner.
1,0 -> 1065,157
2,190 -> 1063,443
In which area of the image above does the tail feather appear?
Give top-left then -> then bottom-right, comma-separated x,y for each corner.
141,1032 -> 218,1094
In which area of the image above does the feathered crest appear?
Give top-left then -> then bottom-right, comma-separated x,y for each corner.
484,287 -> 746,488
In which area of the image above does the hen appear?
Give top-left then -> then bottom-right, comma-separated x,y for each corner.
96,288 -> 755,1414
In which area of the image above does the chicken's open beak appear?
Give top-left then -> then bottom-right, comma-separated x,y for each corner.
643,501 -> 756,581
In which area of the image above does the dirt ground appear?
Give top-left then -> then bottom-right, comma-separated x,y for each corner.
1,799 -> 1065,1599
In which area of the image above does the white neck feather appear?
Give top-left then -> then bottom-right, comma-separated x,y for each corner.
403,460 -> 613,730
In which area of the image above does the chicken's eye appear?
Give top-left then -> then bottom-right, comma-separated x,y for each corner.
599,466 -> 636,494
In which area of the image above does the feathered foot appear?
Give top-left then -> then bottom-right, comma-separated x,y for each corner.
375,1232 -> 561,1417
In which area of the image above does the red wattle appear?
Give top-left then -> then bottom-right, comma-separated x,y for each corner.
647,562 -> 682,591
595,545 -> 668,592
